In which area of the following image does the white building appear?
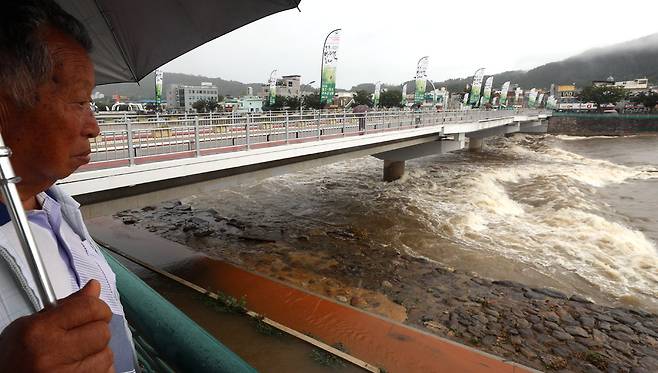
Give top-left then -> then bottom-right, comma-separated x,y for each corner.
260,75 -> 301,98
614,78 -> 649,93
166,82 -> 219,112
236,87 -> 263,113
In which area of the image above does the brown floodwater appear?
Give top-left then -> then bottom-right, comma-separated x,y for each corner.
174,134 -> 658,312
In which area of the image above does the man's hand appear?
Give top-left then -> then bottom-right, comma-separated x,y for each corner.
0,280 -> 115,372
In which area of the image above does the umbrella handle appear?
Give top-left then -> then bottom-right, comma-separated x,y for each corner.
0,134 -> 57,309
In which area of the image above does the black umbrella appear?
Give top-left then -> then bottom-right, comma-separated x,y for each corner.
56,0 -> 302,84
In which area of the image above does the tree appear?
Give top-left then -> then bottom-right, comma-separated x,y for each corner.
285,96 -> 302,110
578,86 -> 627,111
302,93 -> 321,110
192,99 -> 208,113
352,90 -> 373,107
263,95 -> 286,111
206,98 -> 219,112
379,90 -> 403,108
630,91 -> 658,112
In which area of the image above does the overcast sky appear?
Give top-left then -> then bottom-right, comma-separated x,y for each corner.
161,0 -> 657,89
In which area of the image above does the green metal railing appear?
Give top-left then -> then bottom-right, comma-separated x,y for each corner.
102,250 -> 257,373
552,112 -> 658,120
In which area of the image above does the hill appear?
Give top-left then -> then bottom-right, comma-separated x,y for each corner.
429,33 -> 658,91
95,33 -> 658,99
93,71 -> 261,99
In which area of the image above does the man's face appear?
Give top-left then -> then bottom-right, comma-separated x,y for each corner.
2,27 -> 99,190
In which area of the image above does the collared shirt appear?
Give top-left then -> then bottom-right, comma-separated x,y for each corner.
0,186 -> 135,372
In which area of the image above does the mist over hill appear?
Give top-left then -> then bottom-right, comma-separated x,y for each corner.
427,33 -> 658,92
95,33 -> 658,99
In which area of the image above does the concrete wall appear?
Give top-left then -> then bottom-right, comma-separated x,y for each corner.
548,114 -> 658,136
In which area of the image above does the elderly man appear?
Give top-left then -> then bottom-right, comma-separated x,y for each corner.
0,1 -> 135,372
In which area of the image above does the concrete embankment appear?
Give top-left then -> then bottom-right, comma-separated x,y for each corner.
548,113 -> 658,136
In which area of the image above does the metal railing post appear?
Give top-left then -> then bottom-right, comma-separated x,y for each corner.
285,112 -> 289,144
316,110 -> 321,140
342,109 -> 346,135
245,114 -> 250,150
194,116 -> 201,157
364,111 -> 368,134
125,114 -> 135,166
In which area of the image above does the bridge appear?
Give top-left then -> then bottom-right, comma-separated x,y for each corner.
57,109 -> 551,217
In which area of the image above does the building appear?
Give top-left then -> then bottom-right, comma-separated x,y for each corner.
614,78 -> 649,93
591,77 -> 650,94
236,87 -> 263,113
166,82 -> 219,112
260,75 -> 301,98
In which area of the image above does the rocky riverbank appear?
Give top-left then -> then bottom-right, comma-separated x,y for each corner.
116,201 -> 658,373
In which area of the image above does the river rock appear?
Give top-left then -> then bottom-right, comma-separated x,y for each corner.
540,311 -> 561,323
523,290 -> 547,300
580,316 -> 596,329
569,294 -> 593,303
611,331 -> 638,343
565,325 -> 590,338
552,330 -> 574,341
611,323 -> 634,334
609,339 -> 632,356
534,287 -> 568,299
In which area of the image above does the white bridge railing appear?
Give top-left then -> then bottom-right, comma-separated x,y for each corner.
84,109 -> 548,170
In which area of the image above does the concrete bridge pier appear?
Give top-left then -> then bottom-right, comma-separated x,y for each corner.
383,160 -> 405,182
468,138 -> 484,152
374,133 -> 465,182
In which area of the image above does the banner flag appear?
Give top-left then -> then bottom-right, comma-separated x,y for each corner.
374,81 -> 382,107
528,88 -> 538,108
320,29 -> 341,105
155,69 -> 163,107
537,93 -> 545,108
401,83 -> 408,105
469,68 -> 485,105
414,56 -> 429,104
515,87 -> 523,104
483,76 -> 493,104
499,81 -> 511,106
268,69 -> 277,106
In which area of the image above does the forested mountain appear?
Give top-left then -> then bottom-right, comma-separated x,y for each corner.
93,71 -> 260,99
430,33 -> 658,91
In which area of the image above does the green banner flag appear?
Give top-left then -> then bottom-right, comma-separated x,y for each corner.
401,83 -> 408,106
373,81 -> 382,107
469,68 -> 485,105
483,76 -> 493,104
528,88 -> 538,108
320,29 -> 341,105
155,69 -> 163,107
414,56 -> 429,104
499,81 -> 511,106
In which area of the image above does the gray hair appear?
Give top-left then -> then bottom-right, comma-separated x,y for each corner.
0,0 -> 92,108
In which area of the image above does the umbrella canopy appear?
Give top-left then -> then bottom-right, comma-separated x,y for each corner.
55,0 -> 301,85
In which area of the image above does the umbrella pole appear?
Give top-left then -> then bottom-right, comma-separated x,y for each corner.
0,134 -> 57,308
